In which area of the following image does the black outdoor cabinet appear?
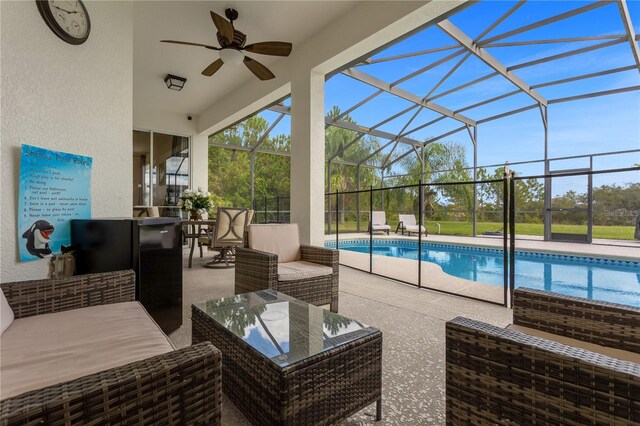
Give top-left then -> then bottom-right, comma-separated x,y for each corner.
71,217 -> 183,334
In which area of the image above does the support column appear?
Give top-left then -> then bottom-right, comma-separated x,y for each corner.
380,169 -> 385,210
250,152 -> 255,209
191,133 -> 209,192
473,126 -> 478,237
290,69 -> 325,246
541,105 -> 551,241
420,146 -> 426,228
327,161 -> 332,235
356,165 -> 361,232
466,124 -> 478,237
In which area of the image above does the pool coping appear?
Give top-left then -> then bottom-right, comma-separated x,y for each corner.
324,233 -> 640,262
335,249 -> 506,305
325,238 -> 640,269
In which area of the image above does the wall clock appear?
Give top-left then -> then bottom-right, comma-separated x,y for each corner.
36,0 -> 91,45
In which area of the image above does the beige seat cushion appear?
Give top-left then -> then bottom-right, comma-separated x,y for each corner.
0,302 -> 175,400
248,224 -> 301,263
405,225 -> 426,233
507,324 -> 640,364
372,224 -> 391,230
278,261 -> 333,282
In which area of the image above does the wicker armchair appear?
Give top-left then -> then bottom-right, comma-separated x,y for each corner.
235,224 -> 339,312
446,288 -> 640,425
0,270 -> 222,425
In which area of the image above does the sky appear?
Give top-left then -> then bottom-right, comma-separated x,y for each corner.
253,1 -> 640,188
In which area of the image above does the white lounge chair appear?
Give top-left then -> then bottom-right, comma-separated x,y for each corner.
369,211 -> 391,235
396,214 -> 427,236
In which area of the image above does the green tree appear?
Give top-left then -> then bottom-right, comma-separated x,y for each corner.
591,183 -> 639,226
208,115 -> 291,210
390,142 -> 472,220
325,106 -> 383,224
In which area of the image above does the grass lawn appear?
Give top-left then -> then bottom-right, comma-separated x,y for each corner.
326,220 -> 636,240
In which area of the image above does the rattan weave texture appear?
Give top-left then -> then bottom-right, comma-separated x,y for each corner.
0,270 -> 222,426
235,245 -> 339,312
446,289 -> 640,425
1,269 -> 136,319
192,302 -> 382,426
513,287 -> 640,353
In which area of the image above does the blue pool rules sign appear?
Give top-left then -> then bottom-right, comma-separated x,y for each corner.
18,145 -> 92,262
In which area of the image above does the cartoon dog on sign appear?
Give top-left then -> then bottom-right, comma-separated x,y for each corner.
22,220 -> 54,258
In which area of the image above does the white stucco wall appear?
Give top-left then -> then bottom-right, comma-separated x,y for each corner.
0,1 -> 133,281
133,107 -> 198,136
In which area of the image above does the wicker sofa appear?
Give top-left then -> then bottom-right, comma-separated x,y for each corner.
446,287 -> 640,425
0,270 -> 222,425
235,224 -> 339,312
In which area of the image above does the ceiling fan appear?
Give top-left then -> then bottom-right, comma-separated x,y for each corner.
161,8 -> 292,81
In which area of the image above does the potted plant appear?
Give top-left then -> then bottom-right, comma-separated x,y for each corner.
178,187 -> 212,220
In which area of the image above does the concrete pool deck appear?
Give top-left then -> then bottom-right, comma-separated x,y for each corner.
327,232 -> 639,306
326,232 -> 640,261
339,250 -> 505,304
175,250 -> 513,425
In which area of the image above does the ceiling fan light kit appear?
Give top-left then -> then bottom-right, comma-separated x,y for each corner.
164,74 -> 187,91
160,8 -> 292,81
219,48 -> 244,66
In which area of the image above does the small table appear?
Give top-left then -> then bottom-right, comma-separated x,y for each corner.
182,219 -> 216,268
192,290 -> 382,425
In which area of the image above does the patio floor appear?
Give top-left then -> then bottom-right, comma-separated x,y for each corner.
171,248 -> 512,425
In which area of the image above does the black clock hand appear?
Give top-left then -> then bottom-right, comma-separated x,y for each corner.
51,4 -> 78,14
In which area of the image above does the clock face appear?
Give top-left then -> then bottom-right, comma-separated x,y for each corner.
49,0 -> 89,39
36,0 -> 91,44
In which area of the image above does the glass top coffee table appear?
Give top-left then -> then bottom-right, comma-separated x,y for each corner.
192,290 -> 382,425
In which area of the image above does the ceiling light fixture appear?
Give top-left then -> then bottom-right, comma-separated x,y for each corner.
219,48 -> 244,66
164,74 -> 187,91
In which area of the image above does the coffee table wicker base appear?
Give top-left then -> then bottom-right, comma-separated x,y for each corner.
192,306 -> 382,425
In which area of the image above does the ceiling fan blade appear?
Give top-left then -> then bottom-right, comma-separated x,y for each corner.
161,40 -> 220,50
210,11 -> 234,45
244,42 -> 292,57
243,57 -> 275,80
202,59 -> 224,76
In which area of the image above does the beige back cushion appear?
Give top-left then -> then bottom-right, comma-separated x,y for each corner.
0,289 -> 14,335
372,211 -> 386,225
398,214 -> 417,226
507,324 -> 640,364
147,207 -> 160,217
248,224 -> 301,263
213,207 -> 248,248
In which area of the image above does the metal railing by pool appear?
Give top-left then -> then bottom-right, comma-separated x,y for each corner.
252,195 -> 290,224
324,166 -> 640,308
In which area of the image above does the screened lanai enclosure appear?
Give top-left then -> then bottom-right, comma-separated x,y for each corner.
209,0 -> 640,245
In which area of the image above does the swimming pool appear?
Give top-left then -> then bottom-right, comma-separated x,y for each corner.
328,239 -> 640,307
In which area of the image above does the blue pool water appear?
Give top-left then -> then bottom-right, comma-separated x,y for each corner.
329,240 -> 640,307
